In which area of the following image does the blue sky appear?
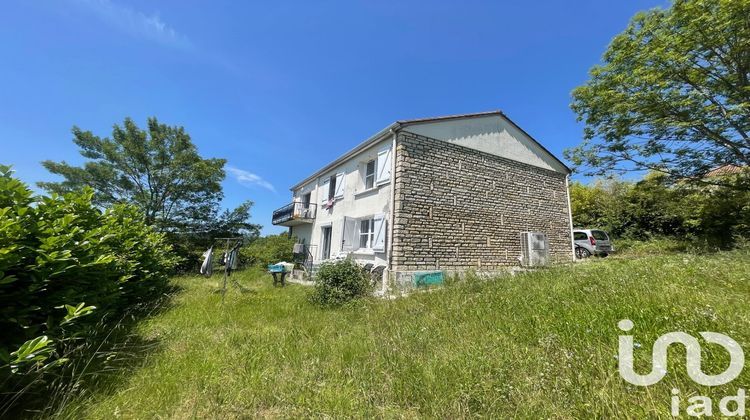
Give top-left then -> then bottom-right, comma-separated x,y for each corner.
1,0 -> 666,234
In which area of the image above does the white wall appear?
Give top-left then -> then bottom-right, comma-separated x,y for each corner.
406,114 -> 568,173
290,136 -> 393,267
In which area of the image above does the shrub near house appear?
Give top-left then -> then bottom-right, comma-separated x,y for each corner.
310,259 -> 372,306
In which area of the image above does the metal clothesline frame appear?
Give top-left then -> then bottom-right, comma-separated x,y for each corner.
211,237 -> 245,301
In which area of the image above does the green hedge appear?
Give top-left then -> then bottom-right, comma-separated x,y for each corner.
0,166 -> 178,375
569,172 -> 750,245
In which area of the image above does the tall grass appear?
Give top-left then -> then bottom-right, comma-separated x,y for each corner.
0,290 -> 178,418
42,251 -> 750,418
612,236 -> 739,257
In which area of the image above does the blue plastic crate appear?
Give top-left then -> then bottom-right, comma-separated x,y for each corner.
413,271 -> 444,287
268,264 -> 285,273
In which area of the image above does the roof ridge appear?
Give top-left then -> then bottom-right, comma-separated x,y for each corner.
397,110 -> 504,125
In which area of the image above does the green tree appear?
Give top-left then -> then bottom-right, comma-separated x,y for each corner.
684,173 -> 750,244
569,172 -> 749,244
240,233 -> 296,268
568,0 -> 750,186
569,181 -> 606,229
169,200 -> 262,271
39,117 -> 226,231
625,172 -> 689,237
570,178 -> 634,236
206,201 -> 262,240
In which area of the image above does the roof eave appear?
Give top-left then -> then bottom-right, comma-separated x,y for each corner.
287,110 -> 571,192
288,122 -> 400,192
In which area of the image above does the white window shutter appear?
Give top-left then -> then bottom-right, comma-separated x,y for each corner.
372,214 -> 386,252
334,172 -> 345,199
341,217 -> 358,251
320,178 -> 330,203
357,163 -> 365,191
376,148 -> 392,184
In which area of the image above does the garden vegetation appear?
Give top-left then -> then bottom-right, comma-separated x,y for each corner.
45,250 -> 750,418
0,166 -> 177,414
309,259 -> 373,307
570,171 -> 750,247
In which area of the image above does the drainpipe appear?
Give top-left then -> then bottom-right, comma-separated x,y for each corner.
565,174 -> 575,261
314,175 -> 321,262
386,128 -> 398,290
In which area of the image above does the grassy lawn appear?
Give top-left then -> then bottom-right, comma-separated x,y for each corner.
61,250 -> 750,418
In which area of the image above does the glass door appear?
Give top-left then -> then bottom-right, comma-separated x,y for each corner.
321,226 -> 332,260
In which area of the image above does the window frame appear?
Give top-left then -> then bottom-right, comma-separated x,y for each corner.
328,175 -> 337,200
358,217 -> 375,250
321,224 -> 332,260
591,230 -> 609,241
364,159 -> 376,190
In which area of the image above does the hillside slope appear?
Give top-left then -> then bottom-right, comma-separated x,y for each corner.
62,251 -> 750,418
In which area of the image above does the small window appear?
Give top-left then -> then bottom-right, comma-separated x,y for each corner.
364,160 -> 376,190
359,218 -> 374,249
591,230 -> 609,241
328,175 -> 336,200
574,232 -> 588,241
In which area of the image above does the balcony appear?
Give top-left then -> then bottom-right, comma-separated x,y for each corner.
272,202 -> 317,226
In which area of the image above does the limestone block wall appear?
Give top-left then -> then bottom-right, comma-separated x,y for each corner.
390,131 -> 573,272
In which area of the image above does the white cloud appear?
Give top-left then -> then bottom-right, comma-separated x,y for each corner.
226,166 -> 276,193
71,0 -> 191,49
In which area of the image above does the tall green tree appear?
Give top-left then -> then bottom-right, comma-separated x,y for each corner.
166,199 -> 262,271
39,117 -> 227,231
568,0 -> 750,186
570,172 -> 749,244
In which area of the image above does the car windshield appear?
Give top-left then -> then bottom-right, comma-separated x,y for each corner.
591,230 -> 609,241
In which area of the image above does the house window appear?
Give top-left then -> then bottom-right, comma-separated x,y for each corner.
328,175 -> 336,200
359,217 -> 374,249
321,225 -> 332,260
364,160 -> 375,190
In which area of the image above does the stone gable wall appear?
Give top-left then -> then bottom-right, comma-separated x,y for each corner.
391,131 -> 573,272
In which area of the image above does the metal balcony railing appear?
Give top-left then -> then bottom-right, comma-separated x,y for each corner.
272,202 -> 317,226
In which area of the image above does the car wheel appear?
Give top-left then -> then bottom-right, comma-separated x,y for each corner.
575,246 -> 591,259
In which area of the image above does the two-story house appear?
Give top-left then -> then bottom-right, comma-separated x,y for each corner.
272,111 -> 575,289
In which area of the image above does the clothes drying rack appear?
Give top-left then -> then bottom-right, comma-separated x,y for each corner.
211,237 -> 245,301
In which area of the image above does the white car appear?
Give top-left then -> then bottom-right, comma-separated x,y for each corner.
573,229 -> 614,258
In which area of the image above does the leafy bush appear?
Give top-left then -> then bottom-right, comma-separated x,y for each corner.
570,171 -> 750,246
240,233 -> 296,267
613,237 -> 694,257
0,166 -> 177,383
310,259 -> 372,306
